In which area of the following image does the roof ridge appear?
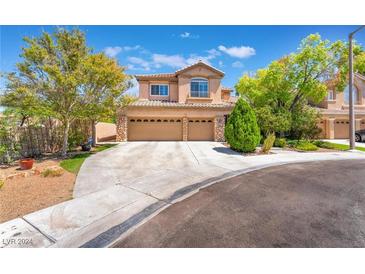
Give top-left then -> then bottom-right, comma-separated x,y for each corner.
175,60 -> 225,76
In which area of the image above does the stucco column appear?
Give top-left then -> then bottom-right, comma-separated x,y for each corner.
214,116 -> 225,142
327,118 -> 335,139
182,117 -> 188,141
116,115 -> 128,142
355,118 -> 362,130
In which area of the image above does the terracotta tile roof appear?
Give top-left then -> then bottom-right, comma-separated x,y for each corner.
317,107 -> 365,115
135,73 -> 176,79
128,100 -> 234,109
355,72 -> 365,81
135,61 -> 226,81
222,87 -> 233,91
175,60 -> 225,76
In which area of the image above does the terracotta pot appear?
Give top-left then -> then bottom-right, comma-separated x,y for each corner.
19,158 -> 34,170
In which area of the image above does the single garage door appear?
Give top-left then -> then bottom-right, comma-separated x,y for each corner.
128,118 -> 183,141
188,119 -> 214,141
334,119 -> 349,139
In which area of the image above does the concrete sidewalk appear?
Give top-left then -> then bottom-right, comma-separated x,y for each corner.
1,142 -> 365,248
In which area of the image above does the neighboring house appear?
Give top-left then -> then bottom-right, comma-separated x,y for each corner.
318,73 -> 365,139
116,61 -> 235,141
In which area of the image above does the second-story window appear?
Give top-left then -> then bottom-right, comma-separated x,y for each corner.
344,85 -> 359,104
328,90 -> 334,100
191,78 -> 208,97
150,84 -> 169,96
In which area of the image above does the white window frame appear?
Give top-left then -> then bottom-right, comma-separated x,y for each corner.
327,90 -> 334,100
190,78 -> 209,98
150,84 -> 169,96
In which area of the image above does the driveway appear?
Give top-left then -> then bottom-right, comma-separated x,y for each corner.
115,159 -> 365,248
2,142 -> 365,247
74,141 -> 247,197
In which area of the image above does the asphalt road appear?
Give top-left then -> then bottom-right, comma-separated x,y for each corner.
114,159 -> 365,248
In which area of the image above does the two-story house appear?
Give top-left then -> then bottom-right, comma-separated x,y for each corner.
318,73 -> 365,139
116,61 -> 235,142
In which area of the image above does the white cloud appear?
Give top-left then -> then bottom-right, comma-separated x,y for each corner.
206,48 -> 221,57
180,32 -> 199,39
218,60 -> 224,67
125,80 -> 139,96
123,45 -> 141,51
218,45 -> 256,58
104,46 -> 122,58
152,54 -> 187,68
127,56 -> 151,71
232,61 -> 244,68
104,45 -> 142,58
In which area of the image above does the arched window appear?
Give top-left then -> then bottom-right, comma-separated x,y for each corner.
344,85 -> 359,104
190,78 -> 208,98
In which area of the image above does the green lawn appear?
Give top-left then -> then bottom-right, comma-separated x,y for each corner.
60,144 -> 116,174
313,140 -> 365,152
324,142 -> 365,152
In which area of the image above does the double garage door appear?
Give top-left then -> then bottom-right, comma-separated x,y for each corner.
128,118 -> 214,141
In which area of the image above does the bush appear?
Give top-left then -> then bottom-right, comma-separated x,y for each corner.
290,105 -> 321,140
312,140 -> 336,149
261,133 -> 276,153
41,168 -> 64,177
225,98 -> 261,152
0,179 -> 4,189
294,141 -> 318,151
274,138 -> 286,148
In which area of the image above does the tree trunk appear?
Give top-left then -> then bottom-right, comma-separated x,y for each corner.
61,119 -> 70,157
91,120 -> 97,147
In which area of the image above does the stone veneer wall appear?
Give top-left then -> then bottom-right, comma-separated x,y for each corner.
116,115 -> 128,142
214,116 -> 225,142
182,117 -> 188,141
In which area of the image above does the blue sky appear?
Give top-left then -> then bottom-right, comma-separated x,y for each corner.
1,25 -> 365,96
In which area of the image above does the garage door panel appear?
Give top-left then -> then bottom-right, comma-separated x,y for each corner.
334,120 -> 349,139
128,118 -> 182,141
188,119 -> 214,141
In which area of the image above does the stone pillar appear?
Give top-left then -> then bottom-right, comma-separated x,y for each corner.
116,115 -> 128,142
182,117 -> 188,141
214,116 -> 225,142
327,118 -> 335,139
355,118 -> 362,130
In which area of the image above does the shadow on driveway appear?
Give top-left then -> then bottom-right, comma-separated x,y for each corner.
212,146 -> 242,155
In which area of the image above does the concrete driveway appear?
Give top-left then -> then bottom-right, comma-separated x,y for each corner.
2,142 -> 365,247
115,159 -> 365,248
74,141 -> 245,198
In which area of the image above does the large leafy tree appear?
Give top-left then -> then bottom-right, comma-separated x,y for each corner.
80,53 -> 132,146
236,34 -> 357,139
1,28 -> 131,155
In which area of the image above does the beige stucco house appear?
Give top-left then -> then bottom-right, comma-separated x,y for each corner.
318,73 -> 365,139
116,61 -> 235,141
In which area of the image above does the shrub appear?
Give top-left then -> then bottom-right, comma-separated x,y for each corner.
225,98 -> 261,152
312,140 -> 336,149
274,138 -> 287,148
294,141 -> 318,151
261,133 -> 276,153
0,179 -> 4,189
290,105 -> 321,140
41,168 -> 64,177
